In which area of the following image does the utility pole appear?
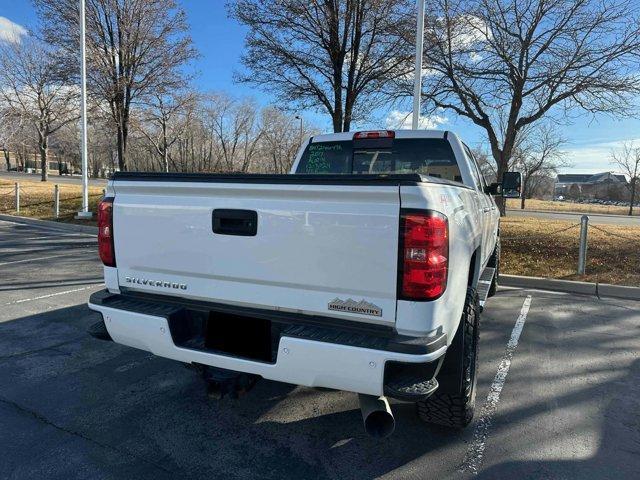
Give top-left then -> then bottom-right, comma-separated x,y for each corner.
412,0 -> 426,130
76,0 -> 92,219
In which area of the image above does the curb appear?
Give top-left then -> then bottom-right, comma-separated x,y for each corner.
0,213 -> 98,235
500,274 -> 640,301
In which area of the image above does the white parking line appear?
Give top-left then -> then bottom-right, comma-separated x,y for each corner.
460,295 -> 533,474
0,249 -> 96,266
0,219 -> 97,237
2,284 -> 104,306
0,235 -> 90,244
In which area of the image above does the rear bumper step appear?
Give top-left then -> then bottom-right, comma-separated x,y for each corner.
88,290 -> 447,397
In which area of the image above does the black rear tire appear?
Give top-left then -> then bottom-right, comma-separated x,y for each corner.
487,239 -> 500,297
416,288 -> 479,428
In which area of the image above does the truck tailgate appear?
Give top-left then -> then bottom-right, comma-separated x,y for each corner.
111,179 -> 400,325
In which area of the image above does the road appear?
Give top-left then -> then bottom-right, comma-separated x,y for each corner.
0,218 -> 638,479
506,208 -> 640,226
0,171 -> 107,186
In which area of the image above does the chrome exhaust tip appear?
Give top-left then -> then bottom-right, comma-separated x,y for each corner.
358,394 -> 395,438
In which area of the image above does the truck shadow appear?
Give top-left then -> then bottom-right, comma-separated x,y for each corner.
0,304 -> 468,479
0,292 -> 638,480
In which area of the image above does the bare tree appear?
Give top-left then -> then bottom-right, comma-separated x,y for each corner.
203,94 -> 263,172
258,108 -> 317,173
470,145 -> 497,184
610,141 -> 640,215
0,105 -> 23,171
34,0 -> 198,172
413,0 -> 640,214
137,92 -> 197,172
230,0 -> 414,132
511,125 -> 566,209
0,36 -> 78,181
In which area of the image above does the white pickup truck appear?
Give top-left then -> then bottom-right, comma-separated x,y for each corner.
89,129 -> 520,437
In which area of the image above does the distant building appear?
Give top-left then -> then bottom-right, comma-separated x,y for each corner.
555,172 -> 629,200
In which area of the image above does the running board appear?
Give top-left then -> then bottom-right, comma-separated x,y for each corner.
476,267 -> 495,308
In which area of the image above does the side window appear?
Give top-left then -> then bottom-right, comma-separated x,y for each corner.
463,145 -> 484,191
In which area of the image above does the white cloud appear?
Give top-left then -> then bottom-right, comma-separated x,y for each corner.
385,109 -> 448,130
560,138 -> 640,174
0,17 -> 27,44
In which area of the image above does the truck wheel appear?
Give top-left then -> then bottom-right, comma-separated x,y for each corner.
487,239 -> 500,297
416,288 -> 479,428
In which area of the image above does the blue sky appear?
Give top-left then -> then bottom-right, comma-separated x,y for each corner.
2,2 -> 640,174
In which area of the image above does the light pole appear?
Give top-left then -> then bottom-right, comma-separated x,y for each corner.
76,0 -> 92,219
295,115 -> 304,145
412,0 -> 426,130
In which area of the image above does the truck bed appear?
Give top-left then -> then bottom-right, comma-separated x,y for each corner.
112,171 -> 465,188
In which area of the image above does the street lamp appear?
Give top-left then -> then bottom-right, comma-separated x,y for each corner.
295,115 -> 304,145
412,0 -> 426,130
76,0 -> 92,219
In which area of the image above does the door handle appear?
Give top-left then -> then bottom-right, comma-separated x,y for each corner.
483,207 -> 492,212
212,209 -> 258,236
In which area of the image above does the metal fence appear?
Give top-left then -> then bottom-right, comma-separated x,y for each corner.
0,182 -> 103,218
497,214 -> 638,278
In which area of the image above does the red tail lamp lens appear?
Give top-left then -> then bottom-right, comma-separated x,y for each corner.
400,211 -> 448,300
98,199 -> 115,267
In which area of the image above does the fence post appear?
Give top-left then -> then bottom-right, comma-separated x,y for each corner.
54,184 -> 60,219
577,215 -> 589,274
14,182 -> 19,214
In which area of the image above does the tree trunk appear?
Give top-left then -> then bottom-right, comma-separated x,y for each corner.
332,109 -> 343,133
495,153 -> 508,216
116,126 -> 127,172
629,179 -> 636,216
332,69 -> 343,132
520,177 -> 528,209
2,149 -> 9,171
39,134 -> 48,182
162,122 -> 169,173
162,150 -> 169,173
343,95 -> 353,132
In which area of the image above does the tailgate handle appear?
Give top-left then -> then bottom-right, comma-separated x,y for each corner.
212,209 -> 258,236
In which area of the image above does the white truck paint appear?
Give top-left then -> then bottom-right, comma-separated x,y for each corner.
89,129 -> 503,404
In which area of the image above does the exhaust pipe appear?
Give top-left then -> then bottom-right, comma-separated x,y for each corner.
358,394 -> 395,438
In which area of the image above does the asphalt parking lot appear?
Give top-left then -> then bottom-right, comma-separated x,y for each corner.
1,217 -> 639,480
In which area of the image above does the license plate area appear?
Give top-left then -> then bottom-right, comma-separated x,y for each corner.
168,308 -> 278,363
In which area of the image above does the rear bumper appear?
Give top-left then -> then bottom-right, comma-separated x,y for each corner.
88,290 -> 447,397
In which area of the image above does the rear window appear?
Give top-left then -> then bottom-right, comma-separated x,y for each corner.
296,138 -> 461,182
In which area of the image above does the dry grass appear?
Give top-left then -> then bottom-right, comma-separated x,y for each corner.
501,216 -> 640,286
506,198 -> 638,216
0,179 -> 103,225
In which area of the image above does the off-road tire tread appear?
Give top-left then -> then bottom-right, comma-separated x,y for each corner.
416,288 -> 479,428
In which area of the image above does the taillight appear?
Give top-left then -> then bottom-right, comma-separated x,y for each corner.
353,130 -> 395,140
98,198 -> 116,267
399,210 -> 448,300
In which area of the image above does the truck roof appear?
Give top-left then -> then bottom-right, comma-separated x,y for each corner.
310,129 -> 456,143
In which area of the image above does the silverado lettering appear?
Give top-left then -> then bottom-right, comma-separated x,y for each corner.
124,277 -> 187,290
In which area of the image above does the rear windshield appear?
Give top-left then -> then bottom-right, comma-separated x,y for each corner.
296,138 -> 462,182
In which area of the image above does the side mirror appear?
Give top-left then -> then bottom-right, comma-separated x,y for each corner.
484,182 -> 502,195
501,171 -> 521,198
